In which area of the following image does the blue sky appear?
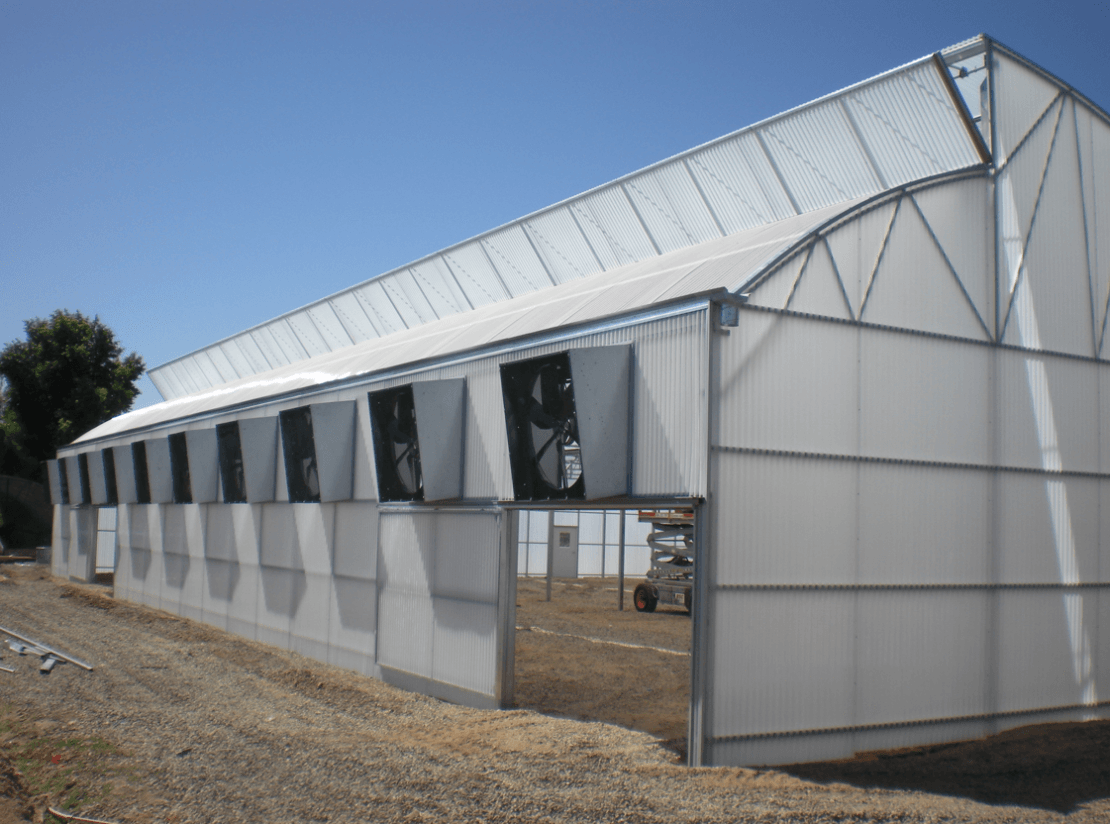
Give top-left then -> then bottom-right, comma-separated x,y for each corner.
3,1 -> 1108,410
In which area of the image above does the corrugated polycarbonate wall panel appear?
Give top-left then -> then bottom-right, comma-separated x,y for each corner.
703,310 -> 1110,766
150,54 -> 982,401
716,311 -> 859,456
376,510 -> 504,701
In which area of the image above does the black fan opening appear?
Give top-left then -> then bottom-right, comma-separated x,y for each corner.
369,386 -> 424,502
501,353 -> 585,501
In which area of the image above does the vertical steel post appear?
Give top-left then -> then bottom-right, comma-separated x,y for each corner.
545,510 -> 554,602
618,509 -> 627,611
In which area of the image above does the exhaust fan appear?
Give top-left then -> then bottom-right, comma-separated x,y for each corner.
368,379 -> 466,503
500,348 -> 630,502
368,386 -> 423,502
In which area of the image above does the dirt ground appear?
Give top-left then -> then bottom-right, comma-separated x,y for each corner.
0,565 -> 1109,822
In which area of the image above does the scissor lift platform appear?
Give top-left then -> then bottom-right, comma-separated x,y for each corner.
632,509 -> 694,613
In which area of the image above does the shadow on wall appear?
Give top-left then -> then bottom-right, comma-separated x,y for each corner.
778,719 -> 1110,814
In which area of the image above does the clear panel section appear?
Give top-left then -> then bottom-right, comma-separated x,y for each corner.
380,276 -> 430,328
787,239 -> 852,319
305,301 -> 355,350
408,258 -> 473,315
843,64 -> 960,185
571,187 -> 657,269
713,452 -> 857,586
483,225 -> 554,294
760,102 -> 878,213
686,132 -> 796,232
523,209 -> 604,285
328,292 -> 381,343
443,245 -> 511,308
357,281 -> 408,336
249,327 -> 291,369
203,346 -> 240,383
862,198 -> 989,339
718,312 -> 859,455
824,200 -> 897,318
624,162 -> 721,254
992,50 -> 1063,165
859,331 -> 990,464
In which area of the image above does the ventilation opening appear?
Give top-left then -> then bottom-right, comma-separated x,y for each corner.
279,407 -> 321,502
217,421 -> 247,503
512,506 -> 693,759
168,432 -> 192,504
368,386 -> 424,502
132,441 -> 151,504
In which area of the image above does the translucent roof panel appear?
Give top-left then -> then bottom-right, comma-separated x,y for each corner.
149,48 -> 985,400
78,199 -> 863,444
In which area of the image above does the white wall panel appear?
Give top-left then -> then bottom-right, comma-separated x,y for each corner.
311,401 -> 357,503
718,313 -> 859,455
710,589 -> 855,737
713,452 -> 857,586
145,438 -> 174,504
855,591 -> 989,725
862,200 -> 988,339
411,379 -> 466,501
430,599 -> 498,695
631,311 -> 708,496
185,429 -> 219,503
825,200 -> 896,317
859,332 -> 990,463
788,241 -> 852,319
112,445 -> 138,504
1018,101 -> 1096,358
997,349 -> 1099,473
912,178 -> 994,330
997,588 -> 1099,711
433,512 -> 500,603
239,417 -> 279,503
858,465 -> 990,584
86,451 -> 109,505
998,474 -> 1100,585
351,394 -> 379,501
377,510 -> 505,701
992,51 -> 1063,164
329,576 -> 377,673
333,502 -> 378,580
569,346 -> 630,499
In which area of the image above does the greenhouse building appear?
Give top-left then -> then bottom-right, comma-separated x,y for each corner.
47,34 -> 1110,767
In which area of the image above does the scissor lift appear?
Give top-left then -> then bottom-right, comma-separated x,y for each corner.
632,509 -> 694,613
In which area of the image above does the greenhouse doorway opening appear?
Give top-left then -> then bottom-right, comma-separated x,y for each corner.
511,506 -> 694,757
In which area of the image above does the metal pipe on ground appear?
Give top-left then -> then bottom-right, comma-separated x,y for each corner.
0,625 -> 93,671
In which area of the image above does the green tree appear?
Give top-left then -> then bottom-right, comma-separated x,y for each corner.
0,310 -> 145,471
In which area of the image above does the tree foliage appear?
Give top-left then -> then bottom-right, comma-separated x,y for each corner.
0,310 -> 145,468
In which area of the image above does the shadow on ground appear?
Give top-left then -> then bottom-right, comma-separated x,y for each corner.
778,720 -> 1110,813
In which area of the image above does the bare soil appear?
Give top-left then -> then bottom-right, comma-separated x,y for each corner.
0,565 -> 1108,822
